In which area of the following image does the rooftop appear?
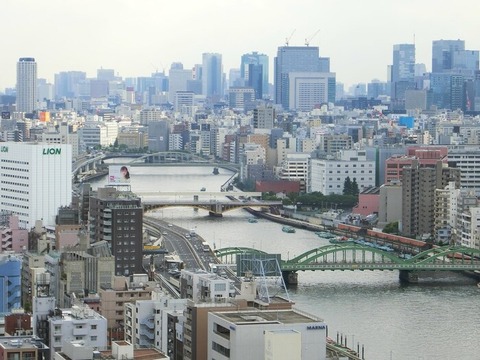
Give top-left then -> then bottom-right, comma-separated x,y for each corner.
214,309 -> 322,325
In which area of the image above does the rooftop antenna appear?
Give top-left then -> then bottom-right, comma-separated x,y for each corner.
305,29 -> 321,46
285,29 -> 296,46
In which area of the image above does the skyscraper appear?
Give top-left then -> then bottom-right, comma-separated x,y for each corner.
16,57 -> 37,113
274,46 -> 322,109
391,44 -> 415,101
202,53 -> 223,101
432,39 -> 465,73
240,52 -> 269,98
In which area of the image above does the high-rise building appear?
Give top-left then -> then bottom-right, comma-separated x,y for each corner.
16,57 -> 37,113
0,142 -> 72,229
432,40 -> 465,73
274,46 -> 323,109
287,72 -> 336,110
391,44 -> 415,101
402,161 -> 460,238
89,188 -> 143,276
202,53 -> 223,101
169,63 -> 193,103
54,71 -> 86,99
241,52 -> 269,98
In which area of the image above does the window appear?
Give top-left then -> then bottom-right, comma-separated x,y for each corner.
91,324 -> 97,330
91,336 -> 97,341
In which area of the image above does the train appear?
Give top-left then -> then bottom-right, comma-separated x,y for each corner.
337,223 -> 431,250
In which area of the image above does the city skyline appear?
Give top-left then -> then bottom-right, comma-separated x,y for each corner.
1,0 -> 479,91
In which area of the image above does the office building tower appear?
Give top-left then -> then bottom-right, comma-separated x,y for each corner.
247,63 -> 263,99
89,187 -> 143,276
202,53 -> 223,100
241,52 -> 269,97
0,142 -> 72,229
287,72 -> 336,110
274,46 -> 322,109
54,71 -> 87,99
432,40 -> 465,73
168,62 -> 193,103
16,57 -> 37,113
97,68 -> 115,81
391,44 -> 415,101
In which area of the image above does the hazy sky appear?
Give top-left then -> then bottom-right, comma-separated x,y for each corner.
1,0 -> 479,91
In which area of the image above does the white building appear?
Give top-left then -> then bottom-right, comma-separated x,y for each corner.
447,147 -> 480,195
40,124 -> 79,159
457,207 -> 480,249
310,149 -> 375,195
208,309 -> 326,360
278,153 -> 310,192
49,303 -> 108,359
434,181 -> 460,243
124,289 -> 186,353
0,142 -> 72,228
16,57 -> 37,113
288,72 -> 335,111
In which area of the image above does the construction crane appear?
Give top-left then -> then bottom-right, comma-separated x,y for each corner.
285,29 -> 296,46
305,29 -> 321,46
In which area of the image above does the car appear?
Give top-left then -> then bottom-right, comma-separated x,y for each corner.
162,232 -> 168,235
168,223 -> 173,227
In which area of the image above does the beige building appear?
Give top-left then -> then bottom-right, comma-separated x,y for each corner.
99,276 -> 153,341
402,161 -> 460,238
377,182 -> 403,229
117,130 -> 148,149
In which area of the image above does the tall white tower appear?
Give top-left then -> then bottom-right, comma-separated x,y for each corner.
16,57 -> 37,113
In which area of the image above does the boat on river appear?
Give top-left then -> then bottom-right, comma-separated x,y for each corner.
248,218 -> 258,223
329,236 -> 355,244
315,231 -> 336,239
282,226 -> 296,233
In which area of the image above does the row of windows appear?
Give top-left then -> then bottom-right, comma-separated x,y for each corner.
1,159 -> 29,165
328,163 -> 372,168
1,201 -> 28,209
1,195 -> 28,202
116,226 -> 137,231
328,177 -> 373,181
116,263 -> 136,268
328,170 -> 372,174
54,335 -> 98,343
2,173 -> 29,180
1,166 -> 29,172
1,187 -> 29,194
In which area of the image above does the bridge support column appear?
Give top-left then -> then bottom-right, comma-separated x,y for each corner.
208,211 -> 223,217
282,271 -> 298,286
399,270 -> 418,283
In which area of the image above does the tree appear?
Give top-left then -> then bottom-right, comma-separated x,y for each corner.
343,176 -> 352,195
383,221 -> 399,234
351,178 -> 359,196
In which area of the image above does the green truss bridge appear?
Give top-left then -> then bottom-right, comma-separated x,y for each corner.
214,244 -> 480,285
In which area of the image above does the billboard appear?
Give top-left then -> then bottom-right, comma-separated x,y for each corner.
108,165 -> 131,184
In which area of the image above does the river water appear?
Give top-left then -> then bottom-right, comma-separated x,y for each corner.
90,163 -> 480,360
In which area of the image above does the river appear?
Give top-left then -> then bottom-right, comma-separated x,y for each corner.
89,162 -> 480,360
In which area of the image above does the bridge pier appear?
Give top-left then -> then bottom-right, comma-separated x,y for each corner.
208,212 -> 223,217
399,270 -> 418,283
282,271 -> 298,286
